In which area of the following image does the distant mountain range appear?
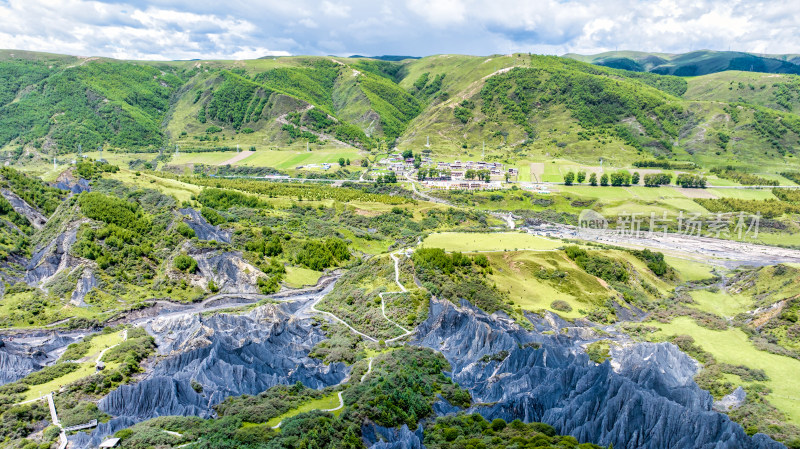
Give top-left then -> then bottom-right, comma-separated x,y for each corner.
564,50 -> 800,76
2,48 -> 800,170
347,55 -> 421,61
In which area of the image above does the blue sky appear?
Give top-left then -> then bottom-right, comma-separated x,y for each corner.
0,0 -> 798,60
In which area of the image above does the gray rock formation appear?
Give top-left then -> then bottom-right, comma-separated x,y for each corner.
53,169 -> 91,194
715,387 -> 747,412
413,299 -> 783,449
70,269 -> 97,307
0,330 -> 85,384
72,303 -> 347,448
0,189 -> 48,229
363,424 -> 425,449
25,224 -> 81,286
189,247 -> 264,294
178,208 -> 231,243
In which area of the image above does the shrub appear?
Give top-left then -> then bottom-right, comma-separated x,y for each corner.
174,254 -> 198,273
176,222 -> 195,238
551,300 -> 573,312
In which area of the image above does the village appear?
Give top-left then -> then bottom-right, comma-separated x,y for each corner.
377,151 -> 519,190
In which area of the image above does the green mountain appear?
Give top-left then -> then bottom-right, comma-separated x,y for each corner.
564,50 -> 800,76
3,49 -> 800,171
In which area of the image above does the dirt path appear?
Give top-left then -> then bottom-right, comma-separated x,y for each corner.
218,151 -> 253,166
530,163 -> 544,183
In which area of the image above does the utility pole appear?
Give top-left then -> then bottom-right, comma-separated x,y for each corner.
426,136 -> 430,147
53,157 -> 56,170
236,143 -> 240,153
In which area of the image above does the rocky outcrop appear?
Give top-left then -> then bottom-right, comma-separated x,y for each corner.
53,169 -> 91,194
178,208 -> 231,243
189,247 -> 264,294
715,387 -> 747,412
363,424 -> 425,449
0,330 -> 85,384
0,189 -> 48,229
72,303 -> 347,448
69,269 -> 97,307
25,224 -> 82,286
413,299 -> 783,449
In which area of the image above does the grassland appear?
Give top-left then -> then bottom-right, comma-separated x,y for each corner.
263,392 -> 343,428
663,256 -> 716,281
24,330 -> 125,400
688,290 -> 753,317
653,317 -> 800,424
105,169 -> 201,202
168,148 -> 365,172
284,266 -> 323,288
421,232 -> 563,252
486,250 -> 610,318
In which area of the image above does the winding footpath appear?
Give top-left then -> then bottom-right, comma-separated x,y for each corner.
271,356 -> 374,429
380,252 -> 415,343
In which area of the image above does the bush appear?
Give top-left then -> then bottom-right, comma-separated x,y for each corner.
176,222 -> 195,238
564,246 -> 628,283
295,238 -> 351,271
174,254 -> 198,273
551,300 -> 573,312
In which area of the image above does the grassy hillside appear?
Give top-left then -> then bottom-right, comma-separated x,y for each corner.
684,71 -> 800,113
3,50 -> 800,174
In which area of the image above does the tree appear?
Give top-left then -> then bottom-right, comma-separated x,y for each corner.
338,157 -> 346,167
576,171 -> 586,184
504,172 -> 511,182
402,149 -> 413,159
600,173 -> 609,186
417,168 -> 427,181
632,171 -> 640,185
589,172 -> 597,186
563,171 -> 575,186
346,158 -> 351,166
413,154 -> 422,169
465,169 -> 476,180
610,170 -> 631,186
643,173 -> 672,187
361,159 -> 369,167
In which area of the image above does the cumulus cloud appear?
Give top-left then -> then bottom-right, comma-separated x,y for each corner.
0,0 -> 798,59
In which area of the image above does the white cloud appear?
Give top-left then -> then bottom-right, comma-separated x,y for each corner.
0,0 -> 799,59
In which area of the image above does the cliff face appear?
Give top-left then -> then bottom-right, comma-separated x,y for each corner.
72,303 -> 348,448
412,299 -> 784,449
178,208 -> 231,243
189,247 -> 264,294
25,223 -> 82,287
0,330 -> 84,385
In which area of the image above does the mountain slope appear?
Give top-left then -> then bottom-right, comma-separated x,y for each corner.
3,50 -> 800,170
684,71 -> 800,113
565,50 -> 800,76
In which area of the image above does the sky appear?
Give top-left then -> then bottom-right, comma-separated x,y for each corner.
0,0 -> 798,60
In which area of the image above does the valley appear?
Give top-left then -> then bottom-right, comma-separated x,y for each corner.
0,48 -> 800,449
